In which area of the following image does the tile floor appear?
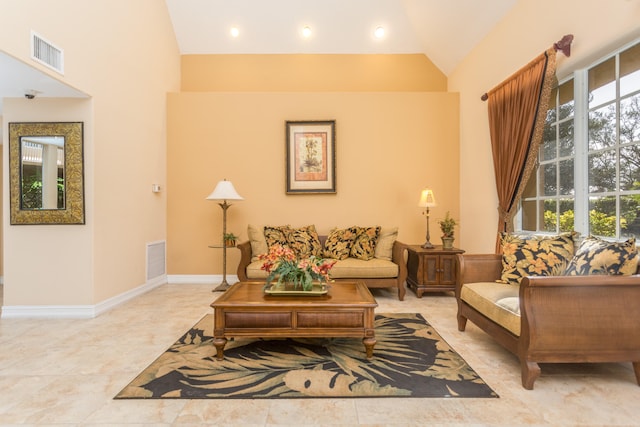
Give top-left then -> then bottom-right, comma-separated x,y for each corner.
0,282 -> 639,426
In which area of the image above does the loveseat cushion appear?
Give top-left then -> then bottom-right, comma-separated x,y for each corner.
374,227 -> 398,261
323,227 -> 358,260
564,236 -> 639,276
286,225 -> 322,258
498,232 -> 575,285
246,257 -> 399,280
460,282 -> 521,336
350,226 -> 381,261
248,224 -> 269,261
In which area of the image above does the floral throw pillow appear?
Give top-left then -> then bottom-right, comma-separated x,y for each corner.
564,236 -> 639,276
286,225 -> 322,259
350,226 -> 381,260
323,227 -> 358,260
264,225 -> 292,249
498,232 -> 576,285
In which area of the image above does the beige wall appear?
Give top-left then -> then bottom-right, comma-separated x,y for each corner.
450,0 -> 640,253
168,55 -> 459,274
1,0 -> 180,307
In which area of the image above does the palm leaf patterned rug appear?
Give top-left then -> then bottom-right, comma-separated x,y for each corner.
115,313 -> 497,399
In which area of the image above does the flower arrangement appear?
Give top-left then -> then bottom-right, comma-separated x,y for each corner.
258,245 -> 336,291
438,211 -> 457,238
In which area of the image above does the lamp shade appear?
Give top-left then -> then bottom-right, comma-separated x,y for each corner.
206,179 -> 244,201
418,188 -> 437,208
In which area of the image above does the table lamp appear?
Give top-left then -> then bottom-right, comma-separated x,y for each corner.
418,188 -> 437,249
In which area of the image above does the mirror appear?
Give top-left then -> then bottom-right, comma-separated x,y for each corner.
9,122 -> 85,225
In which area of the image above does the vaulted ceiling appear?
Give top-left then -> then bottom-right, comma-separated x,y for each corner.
0,0 -> 517,115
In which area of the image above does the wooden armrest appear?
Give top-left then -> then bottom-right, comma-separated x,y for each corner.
455,253 -> 502,297
236,240 -> 252,281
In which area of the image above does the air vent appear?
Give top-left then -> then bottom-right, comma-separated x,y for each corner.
146,240 -> 166,281
30,31 -> 64,74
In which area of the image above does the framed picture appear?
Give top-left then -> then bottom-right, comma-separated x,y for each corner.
285,120 -> 336,194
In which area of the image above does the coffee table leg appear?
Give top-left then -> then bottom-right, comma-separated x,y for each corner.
213,337 -> 227,360
363,336 -> 376,359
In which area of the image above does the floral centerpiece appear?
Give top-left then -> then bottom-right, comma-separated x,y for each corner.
258,245 -> 336,291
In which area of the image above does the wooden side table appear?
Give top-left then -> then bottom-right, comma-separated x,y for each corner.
406,245 -> 465,297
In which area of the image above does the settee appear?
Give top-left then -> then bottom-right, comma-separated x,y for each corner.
236,225 -> 408,300
455,233 -> 640,389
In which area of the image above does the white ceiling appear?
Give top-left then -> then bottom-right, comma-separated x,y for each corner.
0,0 -> 517,116
165,0 -> 517,75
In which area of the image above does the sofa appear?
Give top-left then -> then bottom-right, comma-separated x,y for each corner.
236,224 -> 408,300
455,233 -> 640,389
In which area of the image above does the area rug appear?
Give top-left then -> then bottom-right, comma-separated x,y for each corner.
115,313 -> 497,399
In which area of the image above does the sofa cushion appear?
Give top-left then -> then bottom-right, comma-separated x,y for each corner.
248,224 -> 269,262
287,225 -> 322,258
498,232 -> 575,285
323,227 -> 358,260
460,282 -> 521,336
374,227 -> 398,261
350,226 -> 381,261
246,257 -> 399,280
264,225 -> 292,249
564,236 -> 639,276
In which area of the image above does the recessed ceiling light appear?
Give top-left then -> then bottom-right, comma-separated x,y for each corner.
230,27 -> 240,37
374,26 -> 385,39
302,26 -> 312,38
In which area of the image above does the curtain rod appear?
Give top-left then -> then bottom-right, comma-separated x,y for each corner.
480,34 -> 573,101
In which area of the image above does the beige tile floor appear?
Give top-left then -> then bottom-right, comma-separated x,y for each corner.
0,282 -> 639,426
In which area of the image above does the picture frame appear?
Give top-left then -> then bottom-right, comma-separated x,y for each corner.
285,120 -> 336,194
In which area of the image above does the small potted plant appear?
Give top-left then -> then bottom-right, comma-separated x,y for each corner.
223,232 -> 238,247
438,212 -> 457,249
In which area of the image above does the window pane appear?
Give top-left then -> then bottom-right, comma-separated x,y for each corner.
522,169 -> 536,198
589,104 -> 617,150
620,145 -> 640,191
589,150 -> 617,193
542,121 -> 556,161
589,57 -> 616,108
620,93 -> 640,144
589,196 -> 617,237
543,199 -> 557,232
542,164 -> 556,196
621,195 -> 640,238
620,42 -> 640,97
521,200 -> 537,231
559,159 -> 574,195
558,79 -> 574,120
559,198 -> 575,232
559,120 -> 574,156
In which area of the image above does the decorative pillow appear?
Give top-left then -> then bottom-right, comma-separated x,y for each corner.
287,225 -> 322,259
564,236 -> 639,276
264,225 -> 292,249
374,227 -> 398,261
247,224 -> 268,261
323,227 -> 358,260
350,226 -> 381,260
498,232 -> 576,285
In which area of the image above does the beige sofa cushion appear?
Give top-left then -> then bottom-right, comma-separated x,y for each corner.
246,257 -> 398,280
460,282 -> 521,336
247,224 -> 269,262
374,227 -> 398,261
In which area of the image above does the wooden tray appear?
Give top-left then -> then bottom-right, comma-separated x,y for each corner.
264,283 -> 330,296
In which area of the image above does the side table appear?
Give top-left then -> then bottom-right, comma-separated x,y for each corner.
406,245 -> 465,297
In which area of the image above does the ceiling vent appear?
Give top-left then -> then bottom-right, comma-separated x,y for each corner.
30,31 -> 64,74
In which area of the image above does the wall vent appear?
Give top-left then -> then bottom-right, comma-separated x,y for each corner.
146,240 -> 166,281
30,31 -> 64,74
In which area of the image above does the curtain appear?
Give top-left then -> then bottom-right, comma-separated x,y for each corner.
487,48 -> 557,253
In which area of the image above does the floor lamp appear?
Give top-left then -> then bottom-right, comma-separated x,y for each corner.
206,179 -> 244,292
418,188 -> 437,249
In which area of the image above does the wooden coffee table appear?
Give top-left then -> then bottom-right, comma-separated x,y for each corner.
210,281 -> 378,360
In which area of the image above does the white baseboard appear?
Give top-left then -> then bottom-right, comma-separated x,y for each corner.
1,274 -> 167,319
167,274 -> 238,284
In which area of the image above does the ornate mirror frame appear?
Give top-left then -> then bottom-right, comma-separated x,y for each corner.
9,122 -> 85,225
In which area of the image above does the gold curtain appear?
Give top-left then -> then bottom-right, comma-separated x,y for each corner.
487,48 -> 557,253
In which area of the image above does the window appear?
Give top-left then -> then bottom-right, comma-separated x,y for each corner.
521,40 -> 640,238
